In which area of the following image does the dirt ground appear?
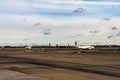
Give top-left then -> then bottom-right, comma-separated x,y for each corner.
0,48 -> 120,80
8,52 -> 120,66
0,69 -> 49,80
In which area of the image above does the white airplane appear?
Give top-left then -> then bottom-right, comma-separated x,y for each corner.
77,45 -> 94,49
75,41 -> 94,49
25,46 -> 32,50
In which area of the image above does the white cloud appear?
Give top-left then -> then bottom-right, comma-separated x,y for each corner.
0,0 -> 120,45
0,13 -> 120,45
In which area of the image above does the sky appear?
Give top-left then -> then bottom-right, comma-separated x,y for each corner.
0,0 -> 120,46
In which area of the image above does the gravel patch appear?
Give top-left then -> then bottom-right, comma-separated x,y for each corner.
0,69 -> 49,80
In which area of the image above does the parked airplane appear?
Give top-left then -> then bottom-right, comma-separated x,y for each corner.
25,46 -> 32,50
74,41 -> 94,49
77,45 -> 94,49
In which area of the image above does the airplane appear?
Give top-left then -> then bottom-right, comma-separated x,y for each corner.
74,41 -> 94,49
77,45 -> 94,49
25,46 -> 32,50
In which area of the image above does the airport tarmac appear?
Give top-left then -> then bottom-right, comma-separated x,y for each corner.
0,49 -> 120,80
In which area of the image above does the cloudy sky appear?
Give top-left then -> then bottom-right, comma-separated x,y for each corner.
0,0 -> 120,46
